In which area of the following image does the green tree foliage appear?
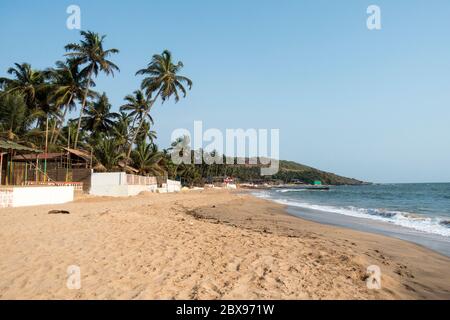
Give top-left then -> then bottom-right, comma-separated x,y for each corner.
64,30 -> 119,148
0,31 -> 362,186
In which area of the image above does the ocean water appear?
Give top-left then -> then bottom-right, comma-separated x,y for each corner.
253,183 -> 450,238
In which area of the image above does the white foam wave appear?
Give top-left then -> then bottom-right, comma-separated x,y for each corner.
252,192 -> 450,237
275,189 -> 309,193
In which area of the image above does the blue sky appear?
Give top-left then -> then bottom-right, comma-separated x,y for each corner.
1,0 -> 449,183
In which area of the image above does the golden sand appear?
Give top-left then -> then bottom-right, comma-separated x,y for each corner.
0,189 -> 449,299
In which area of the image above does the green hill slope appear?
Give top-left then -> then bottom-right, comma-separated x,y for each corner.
274,160 -> 365,185
220,159 -> 365,185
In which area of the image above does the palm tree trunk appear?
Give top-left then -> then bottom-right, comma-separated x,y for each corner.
74,66 -> 94,149
126,92 -> 160,162
130,115 -> 138,131
49,116 -> 58,146
126,115 -> 139,150
51,94 -> 73,145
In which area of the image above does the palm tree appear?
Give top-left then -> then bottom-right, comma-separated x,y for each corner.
81,93 -> 119,135
147,128 -> 157,144
111,111 -> 132,149
45,60 -> 93,144
93,137 -> 125,171
0,63 -> 44,108
135,120 -> 157,145
64,30 -> 119,148
120,90 -> 154,129
166,135 -> 191,180
177,163 -> 202,187
0,92 -> 50,152
131,142 -> 165,176
128,50 -> 192,160
59,120 -> 82,148
163,152 -> 179,179
0,92 -> 28,140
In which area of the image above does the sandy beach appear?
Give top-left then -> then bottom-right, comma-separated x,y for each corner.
0,189 -> 449,300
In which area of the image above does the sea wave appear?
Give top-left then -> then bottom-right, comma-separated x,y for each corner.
274,188 -> 331,193
440,220 -> 450,228
274,189 -> 308,193
252,191 -> 450,237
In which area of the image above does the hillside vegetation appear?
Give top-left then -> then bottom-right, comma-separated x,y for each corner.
202,158 -> 365,186
274,160 -> 365,185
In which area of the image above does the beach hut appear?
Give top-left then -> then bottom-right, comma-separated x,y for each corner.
0,139 -> 74,208
8,147 -> 92,190
0,139 -> 42,186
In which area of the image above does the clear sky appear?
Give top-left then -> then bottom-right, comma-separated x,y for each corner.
1,0 -> 449,183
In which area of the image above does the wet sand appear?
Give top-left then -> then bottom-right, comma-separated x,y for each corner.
283,205 -> 450,257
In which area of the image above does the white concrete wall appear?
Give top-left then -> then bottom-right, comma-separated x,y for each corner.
160,179 -> 181,193
0,189 -> 13,208
1,186 -> 74,208
90,184 -> 157,197
167,179 -> 181,192
91,172 -> 127,186
90,172 -> 157,197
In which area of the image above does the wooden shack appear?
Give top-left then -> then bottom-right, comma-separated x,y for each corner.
8,147 -> 92,191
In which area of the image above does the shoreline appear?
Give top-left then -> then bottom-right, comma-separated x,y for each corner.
248,191 -> 450,257
247,184 -> 450,257
284,205 -> 450,257
0,189 -> 449,299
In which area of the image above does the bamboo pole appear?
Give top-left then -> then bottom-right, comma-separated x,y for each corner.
66,126 -> 70,182
0,152 -> 4,185
6,160 -> 9,186
10,159 -> 13,185
16,153 -> 51,184
44,116 -> 48,183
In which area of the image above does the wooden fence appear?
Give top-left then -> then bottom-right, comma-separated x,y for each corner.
2,163 -> 91,191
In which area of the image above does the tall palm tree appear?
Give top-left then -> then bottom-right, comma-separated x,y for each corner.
0,63 -> 44,108
0,64 -> 56,136
45,60 -> 93,144
120,90 -> 154,129
0,91 -> 48,150
128,50 -> 192,160
59,120 -> 83,148
81,93 -> 119,135
111,111 -> 132,149
0,92 -> 28,140
147,127 -> 157,144
135,120 -> 157,145
64,30 -> 119,148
